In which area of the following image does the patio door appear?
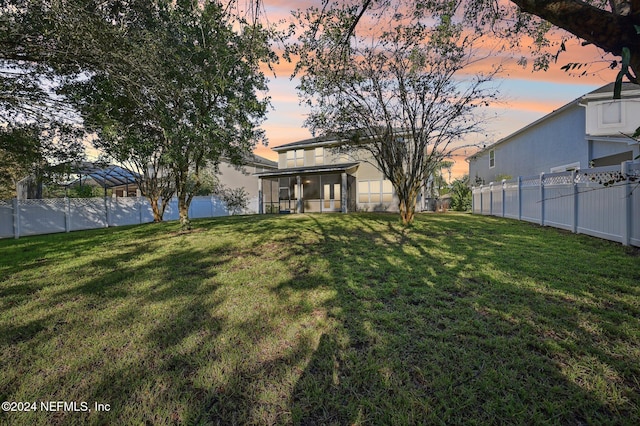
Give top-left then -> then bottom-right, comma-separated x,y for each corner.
279,187 -> 291,213
323,182 -> 341,211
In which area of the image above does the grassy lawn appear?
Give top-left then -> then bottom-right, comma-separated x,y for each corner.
0,213 -> 639,425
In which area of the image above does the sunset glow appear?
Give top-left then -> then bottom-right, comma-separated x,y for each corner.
256,0 -> 619,181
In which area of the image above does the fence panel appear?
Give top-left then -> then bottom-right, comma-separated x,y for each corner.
520,176 -> 540,224
70,198 -> 107,231
189,196 -> 228,218
491,184 -> 503,217
631,162 -> 640,247
109,198 -> 142,227
480,186 -> 491,214
472,161 -> 639,248
503,181 -> 519,219
542,172 -> 574,231
575,166 -> 626,243
19,199 -> 67,236
0,200 -> 13,238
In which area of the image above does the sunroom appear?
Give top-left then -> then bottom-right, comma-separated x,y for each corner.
256,164 -> 358,214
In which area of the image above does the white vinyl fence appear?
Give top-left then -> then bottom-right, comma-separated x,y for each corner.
472,161 -> 640,247
0,195 -> 259,239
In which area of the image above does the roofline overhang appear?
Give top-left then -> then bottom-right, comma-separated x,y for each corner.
254,163 -> 360,178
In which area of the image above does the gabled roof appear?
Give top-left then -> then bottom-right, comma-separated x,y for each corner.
466,82 -> 640,161
245,153 -> 278,168
583,82 -> 640,97
466,99 -> 580,161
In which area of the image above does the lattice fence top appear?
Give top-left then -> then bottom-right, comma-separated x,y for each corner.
0,200 -> 11,208
19,198 -> 66,207
543,173 -> 574,186
520,176 -> 540,187
576,170 -> 627,186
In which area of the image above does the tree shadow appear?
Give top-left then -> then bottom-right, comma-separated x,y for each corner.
1,213 -> 638,424
280,213 -> 640,424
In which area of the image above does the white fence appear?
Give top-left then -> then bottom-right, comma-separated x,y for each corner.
0,195 -> 259,239
472,161 -> 640,247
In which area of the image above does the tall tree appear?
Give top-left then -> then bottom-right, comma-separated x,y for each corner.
322,0 -> 640,81
294,1 -> 498,224
158,1 -> 271,230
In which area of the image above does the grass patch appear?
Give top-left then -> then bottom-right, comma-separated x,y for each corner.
0,213 -> 639,424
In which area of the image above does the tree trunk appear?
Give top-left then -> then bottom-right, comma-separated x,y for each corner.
398,195 -> 416,225
149,195 -> 163,222
178,191 -> 191,230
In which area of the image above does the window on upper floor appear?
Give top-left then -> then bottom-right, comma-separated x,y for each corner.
489,149 -> 495,168
314,147 -> 324,165
286,149 -> 305,168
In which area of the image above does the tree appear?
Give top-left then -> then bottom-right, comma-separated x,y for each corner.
62,1 -> 273,228
0,124 -> 84,199
323,0 -> 640,81
450,176 -> 473,212
157,2 -> 271,230
294,1 -> 498,225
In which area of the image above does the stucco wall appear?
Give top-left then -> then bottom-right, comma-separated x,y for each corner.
217,162 -> 268,199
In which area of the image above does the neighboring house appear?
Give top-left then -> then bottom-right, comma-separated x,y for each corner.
215,154 -> 278,214
255,135 -> 431,214
216,154 -> 278,200
467,83 -> 640,184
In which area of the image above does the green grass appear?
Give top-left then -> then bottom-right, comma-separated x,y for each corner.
0,213 -> 639,425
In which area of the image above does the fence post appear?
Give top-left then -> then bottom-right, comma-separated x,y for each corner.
489,182 -> 493,216
104,196 -> 110,227
12,198 -> 20,239
501,179 -> 506,217
517,176 -> 522,221
572,170 -> 578,234
622,161 -> 631,246
540,172 -> 545,226
258,178 -> 263,214
64,197 -> 71,233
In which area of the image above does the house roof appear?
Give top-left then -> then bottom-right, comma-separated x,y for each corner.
271,134 -> 344,151
273,128 -> 415,152
465,82 -> 640,162
254,162 -> 360,178
466,99 -> 580,161
69,162 -> 140,188
245,153 -> 278,168
584,82 -> 640,97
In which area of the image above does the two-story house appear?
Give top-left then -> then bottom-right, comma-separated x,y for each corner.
255,135 -> 408,214
467,82 -> 640,184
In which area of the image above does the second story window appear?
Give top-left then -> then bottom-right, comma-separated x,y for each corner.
315,147 -> 324,165
489,149 -> 495,168
287,149 -> 305,167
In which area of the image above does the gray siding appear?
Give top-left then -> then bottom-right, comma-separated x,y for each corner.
469,104 -> 588,184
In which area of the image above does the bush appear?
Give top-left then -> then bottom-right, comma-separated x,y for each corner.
449,176 -> 472,212
219,186 -> 249,215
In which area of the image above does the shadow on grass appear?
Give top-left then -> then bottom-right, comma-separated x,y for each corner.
0,213 -> 638,424
277,214 -> 640,424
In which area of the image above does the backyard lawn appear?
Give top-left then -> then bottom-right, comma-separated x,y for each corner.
0,213 -> 638,425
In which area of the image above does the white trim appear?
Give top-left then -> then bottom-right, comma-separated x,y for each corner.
550,162 -> 580,173
586,135 -> 638,145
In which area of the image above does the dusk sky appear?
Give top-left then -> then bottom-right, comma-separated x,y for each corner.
253,0 -> 618,180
